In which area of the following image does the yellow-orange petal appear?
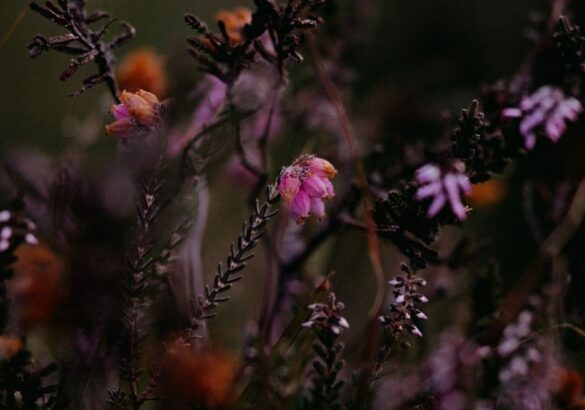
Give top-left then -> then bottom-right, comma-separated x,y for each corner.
120,90 -> 157,125
136,89 -> 160,105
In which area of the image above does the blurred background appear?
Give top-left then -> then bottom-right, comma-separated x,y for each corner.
0,0 -> 549,342
1,0 -> 540,153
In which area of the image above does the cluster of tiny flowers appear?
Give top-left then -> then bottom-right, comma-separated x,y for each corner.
0,209 -> 38,252
277,155 -> 337,224
302,293 -> 349,336
497,309 -> 542,384
378,264 -> 428,338
503,85 -> 583,150
415,161 -> 471,221
106,89 -> 165,139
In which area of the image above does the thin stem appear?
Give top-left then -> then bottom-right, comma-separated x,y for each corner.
307,38 -> 385,319
184,185 -> 280,340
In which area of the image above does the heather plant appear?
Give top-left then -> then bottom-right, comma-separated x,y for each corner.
2,0 -> 585,409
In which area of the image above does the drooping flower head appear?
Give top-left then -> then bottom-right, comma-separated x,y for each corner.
106,89 -> 165,139
415,161 -> 471,221
502,86 -> 583,149
277,155 -> 337,224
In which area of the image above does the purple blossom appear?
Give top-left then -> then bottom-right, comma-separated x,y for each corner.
277,155 -> 337,224
415,162 -> 471,220
503,86 -> 583,149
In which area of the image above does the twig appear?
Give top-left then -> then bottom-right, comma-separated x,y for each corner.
184,185 -> 280,340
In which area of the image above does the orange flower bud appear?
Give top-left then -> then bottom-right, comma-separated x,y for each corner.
117,48 -> 168,96
161,341 -> 237,408
10,244 -> 66,328
216,7 -> 252,45
0,336 -> 23,360
467,179 -> 506,208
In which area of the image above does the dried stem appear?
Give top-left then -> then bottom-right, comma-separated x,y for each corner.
28,0 -> 135,101
118,166 -> 165,409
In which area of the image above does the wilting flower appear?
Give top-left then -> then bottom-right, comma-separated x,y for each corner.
216,7 -> 252,46
0,209 -> 38,253
277,155 -> 337,224
0,336 -> 23,360
117,48 -> 168,96
161,340 -> 236,407
503,86 -> 583,149
415,161 -> 471,220
105,90 -> 165,139
302,292 -> 349,336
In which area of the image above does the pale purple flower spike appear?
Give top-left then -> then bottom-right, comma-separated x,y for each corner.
415,162 -> 471,220
503,85 -> 583,150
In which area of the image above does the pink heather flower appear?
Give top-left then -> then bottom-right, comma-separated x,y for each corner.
415,162 -> 471,220
502,86 -> 583,150
277,155 -> 337,224
106,89 -> 165,139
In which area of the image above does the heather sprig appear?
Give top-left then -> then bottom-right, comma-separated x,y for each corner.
184,184 -> 280,340
378,263 -> 428,340
301,292 -> 348,410
451,100 -> 486,174
185,0 -> 331,84
554,17 -> 585,75
27,0 -> 135,100
115,169 -> 167,409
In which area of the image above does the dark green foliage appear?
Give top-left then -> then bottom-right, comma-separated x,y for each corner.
373,188 -> 439,270
554,17 -> 585,75
0,352 -> 67,410
452,99 -> 518,183
303,294 -> 347,410
452,100 -> 485,169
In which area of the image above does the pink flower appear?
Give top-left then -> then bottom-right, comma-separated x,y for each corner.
106,89 -> 165,139
415,162 -> 471,220
502,86 -> 583,149
277,155 -> 337,224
